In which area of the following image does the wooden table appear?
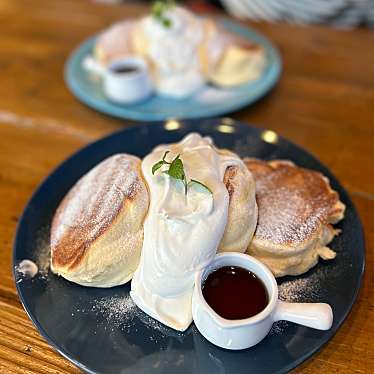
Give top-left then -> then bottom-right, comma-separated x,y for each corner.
0,1 -> 373,372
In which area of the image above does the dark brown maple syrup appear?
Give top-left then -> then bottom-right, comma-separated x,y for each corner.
202,266 -> 268,320
110,65 -> 139,74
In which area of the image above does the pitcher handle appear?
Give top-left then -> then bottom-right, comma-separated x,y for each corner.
273,300 -> 333,330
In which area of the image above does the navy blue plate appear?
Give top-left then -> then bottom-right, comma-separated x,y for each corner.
13,119 -> 364,374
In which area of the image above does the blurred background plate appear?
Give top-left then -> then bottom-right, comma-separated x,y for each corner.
64,19 -> 281,121
14,119 -> 364,374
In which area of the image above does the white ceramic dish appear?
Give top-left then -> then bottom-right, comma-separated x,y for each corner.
192,252 -> 333,350
83,56 -> 153,104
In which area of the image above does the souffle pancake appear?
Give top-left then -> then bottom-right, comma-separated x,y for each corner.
50,154 -> 149,287
245,159 -> 345,277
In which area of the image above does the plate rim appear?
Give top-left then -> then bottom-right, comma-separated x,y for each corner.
13,119 -> 365,374
64,17 -> 282,121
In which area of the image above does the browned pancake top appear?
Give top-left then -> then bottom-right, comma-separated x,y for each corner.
245,159 -> 341,246
51,154 -> 143,269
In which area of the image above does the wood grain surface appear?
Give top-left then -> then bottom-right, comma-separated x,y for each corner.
0,0 -> 373,373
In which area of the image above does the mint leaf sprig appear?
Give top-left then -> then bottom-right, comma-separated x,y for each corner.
152,151 -> 212,195
151,0 -> 175,28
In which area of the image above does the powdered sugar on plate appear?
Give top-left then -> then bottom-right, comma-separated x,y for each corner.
278,275 -> 321,303
15,226 -> 51,283
85,293 -> 185,340
35,226 -> 51,278
91,294 -> 137,328
269,321 -> 289,336
277,252 -> 343,305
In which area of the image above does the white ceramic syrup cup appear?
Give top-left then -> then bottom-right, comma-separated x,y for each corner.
104,58 -> 153,104
192,252 -> 333,350
83,56 -> 153,104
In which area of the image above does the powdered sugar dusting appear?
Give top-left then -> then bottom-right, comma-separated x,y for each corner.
35,226 -> 51,278
82,294 -> 178,343
90,294 -> 137,328
246,159 -> 339,245
134,309 -> 185,339
86,293 -> 183,339
256,186 -> 324,245
15,226 -> 51,283
269,321 -> 288,336
278,275 -> 321,303
51,154 -> 143,262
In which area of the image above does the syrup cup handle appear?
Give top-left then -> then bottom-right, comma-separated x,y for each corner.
273,301 -> 333,330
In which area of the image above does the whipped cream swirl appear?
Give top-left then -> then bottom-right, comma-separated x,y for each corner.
130,133 -> 242,331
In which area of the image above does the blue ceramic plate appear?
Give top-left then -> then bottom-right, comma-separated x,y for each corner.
14,119 -> 364,374
65,19 -> 281,121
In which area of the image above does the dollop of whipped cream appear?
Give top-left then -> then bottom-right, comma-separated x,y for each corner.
139,7 -> 205,97
130,133 -> 243,331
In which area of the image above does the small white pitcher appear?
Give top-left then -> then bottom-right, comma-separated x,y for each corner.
83,56 -> 153,104
192,252 -> 333,350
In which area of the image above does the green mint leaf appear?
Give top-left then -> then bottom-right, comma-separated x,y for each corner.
189,179 -> 213,194
168,157 -> 185,180
151,0 -> 174,28
150,149 -> 211,196
152,2 -> 164,18
152,160 -> 165,175
163,18 -> 172,28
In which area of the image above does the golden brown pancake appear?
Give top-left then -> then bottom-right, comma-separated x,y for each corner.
50,154 -> 149,287
245,158 -> 345,277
